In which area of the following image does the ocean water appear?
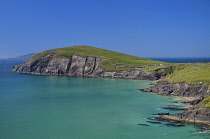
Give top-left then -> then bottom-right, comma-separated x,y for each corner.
0,61 -> 210,139
148,57 -> 210,63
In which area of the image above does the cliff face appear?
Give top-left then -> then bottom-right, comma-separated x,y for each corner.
12,53 -> 166,80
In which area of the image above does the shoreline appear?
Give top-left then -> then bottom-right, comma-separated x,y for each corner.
141,81 -> 210,126
156,115 -> 210,126
12,60 -> 210,126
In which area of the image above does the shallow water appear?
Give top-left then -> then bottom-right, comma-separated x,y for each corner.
0,61 -> 209,139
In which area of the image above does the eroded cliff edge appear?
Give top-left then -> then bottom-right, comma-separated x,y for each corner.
12,53 -> 168,80
141,81 -> 210,125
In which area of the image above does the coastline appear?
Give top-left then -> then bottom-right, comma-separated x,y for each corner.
13,63 -> 210,126
11,52 -> 210,126
12,54 -> 171,81
141,81 -> 210,126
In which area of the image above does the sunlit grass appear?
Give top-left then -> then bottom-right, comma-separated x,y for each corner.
161,63 -> 210,86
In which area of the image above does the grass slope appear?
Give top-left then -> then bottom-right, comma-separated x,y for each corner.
161,63 -> 210,87
31,46 -> 167,71
161,63 -> 210,109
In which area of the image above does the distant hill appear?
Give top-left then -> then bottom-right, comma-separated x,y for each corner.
7,53 -> 37,61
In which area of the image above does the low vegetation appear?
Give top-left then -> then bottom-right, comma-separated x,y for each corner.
161,63 -> 210,86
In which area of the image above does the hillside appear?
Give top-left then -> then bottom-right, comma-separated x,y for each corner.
141,62 -> 210,125
161,63 -> 210,87
12,45 -> 210,84
31,46 -> 167,72
13,45 -> 172,80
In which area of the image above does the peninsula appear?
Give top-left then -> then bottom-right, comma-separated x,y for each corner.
13,45 -> 210,125
12,46 -> 170,80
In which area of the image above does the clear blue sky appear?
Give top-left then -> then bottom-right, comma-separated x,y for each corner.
0,0 -> 209,58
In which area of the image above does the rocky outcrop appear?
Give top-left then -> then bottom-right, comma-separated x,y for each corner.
12,53 -> 168,80
140,81 -> 210,98
141,81 -> 210,125
156,104 -> 210,125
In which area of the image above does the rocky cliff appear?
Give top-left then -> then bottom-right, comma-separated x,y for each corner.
12,53 -> 167,80
140,81 -> 209,98
141,81 -> 210,125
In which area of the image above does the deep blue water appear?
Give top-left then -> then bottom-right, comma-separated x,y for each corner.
1,60 -> 210,139
148,57 -> 210,63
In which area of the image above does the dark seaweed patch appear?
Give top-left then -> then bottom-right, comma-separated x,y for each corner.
138,124 -> 150,126
147,121 -> 162,124
164,123 -> 184,127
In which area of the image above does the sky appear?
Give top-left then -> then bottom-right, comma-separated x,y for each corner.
0,0 -> 210,58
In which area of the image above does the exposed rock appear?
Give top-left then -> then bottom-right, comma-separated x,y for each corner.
12,53 -> 168,80
140,81 -> 209,98
142,81 -> 210,125
84,57 -> 96,75
68,55 -> 86,76
165,106 -> 188,110
200,126 -> 210,129
157,112 -> 169,115
156,106 -> 210,125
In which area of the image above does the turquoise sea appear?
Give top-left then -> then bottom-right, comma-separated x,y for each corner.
0,60 -> 210,139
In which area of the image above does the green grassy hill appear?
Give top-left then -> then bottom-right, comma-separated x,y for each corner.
30,46 -> 210,86
31,46 -> 168,71
161,63 -> 210,87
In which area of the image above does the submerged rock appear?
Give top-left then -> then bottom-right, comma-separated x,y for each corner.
138,124 -> 150,126
147,121 -> 162,124
164,123 -> 184,127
